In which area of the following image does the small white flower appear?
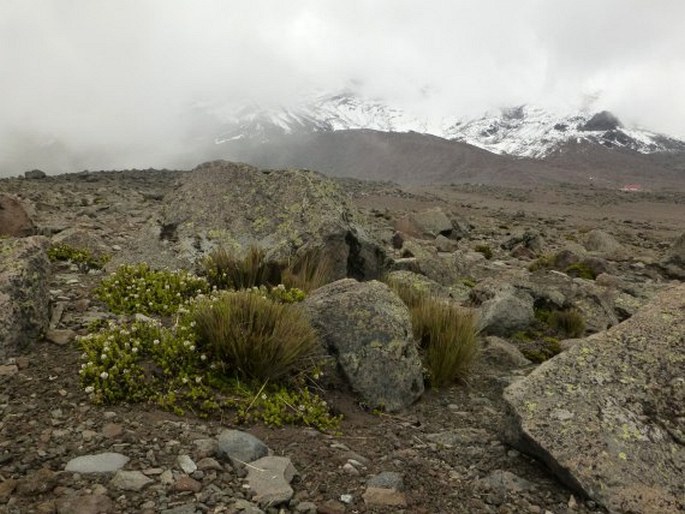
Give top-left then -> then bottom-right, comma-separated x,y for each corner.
101,353 -> 108,360
200,354 -> 207,361
100,371 -> 109,379
182,377 -> 189,384
195,376 -> 202,383
189,345 -> 195,352
85,386 -> 95,394
131,347 -> 138,354
153,339 -> 160,345
261,393 -> 267,400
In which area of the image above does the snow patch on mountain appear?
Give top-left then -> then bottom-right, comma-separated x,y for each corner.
214,93 -> 685,158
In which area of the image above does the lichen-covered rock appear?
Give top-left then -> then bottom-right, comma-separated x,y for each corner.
503,284 -> 685,514
582,229 -> 626,260
0,236 -> 50,358
469,278 -> 535,336
118,161 -> 386,278
658,232 -> 685,279
395,207 -> 454,239
303,279 -> 424,411
0,194 -> 35,238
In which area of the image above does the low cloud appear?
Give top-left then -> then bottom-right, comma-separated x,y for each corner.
1,0 -> 683,176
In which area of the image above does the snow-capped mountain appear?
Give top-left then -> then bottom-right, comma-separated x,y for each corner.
214,92 -> 685,159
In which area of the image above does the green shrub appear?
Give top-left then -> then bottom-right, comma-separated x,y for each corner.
520,336 -> 562,363
410,298 -> 479,387
78,315 -> 339,431
474,244 -> 493,260
528,253 -> 555,272
548,309 -> 586,338
96,263 -> 209,316
564,263 -> 596,280
48,243 -> 110,271
202,247 -> 281,290
192,290 -> 320,382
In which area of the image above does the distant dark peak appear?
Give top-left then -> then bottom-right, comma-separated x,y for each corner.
502,106 -> 525,120
553,123 -> 568,132
580,111 -> 623,132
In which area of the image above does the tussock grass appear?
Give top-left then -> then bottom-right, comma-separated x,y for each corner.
192,290 -> 320,382
410,298 -> 479,387
202,247 -> 281,290
548,309 -> 586,338
282,248 -> 335,292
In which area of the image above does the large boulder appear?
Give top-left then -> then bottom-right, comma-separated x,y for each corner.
657,232 -> 685,279
0,237 -> 51,358
469,278 -> 535,336
395,208 -> 454,239
303,279 -> 424,411
119,161 -> 386,278
503,284 -> 685,514
0,194 -> 35,238
582,229 -> 626,260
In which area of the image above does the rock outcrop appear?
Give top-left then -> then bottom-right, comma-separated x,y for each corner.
0,194 -> 35,238
119,161 -> 387,279
657,232 -> 685,279
503,284 -> 685,514
0,237 -> 51,358
303,279 -> 424,411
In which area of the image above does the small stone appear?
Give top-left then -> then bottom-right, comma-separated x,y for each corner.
339,494 -> 354,504
229,499 -> 264,514
0,365 -> 18,376
15,356 -> 30,369
0,479 -> 17,502
362,487 -> 407,507
196,457 -> 223,471
142,468 -> 164,476
65,453 -> 129,474
172,475 -> 202,493
245,456 -> 297,507
16,468 -> 57,496
110,470 -> 153,491
177,454 -> 197,474
295,501 -> 318,513
160,504 -> 199,514
367,471 -> 403,490
101,423 -> 123,438
342,462 -> 359,476
55,494 -> 113,514
46,329 -> 76,345
192,438 -> 218,459
81,430 -> 98,442
159,469 -> 174,485
216,429 -> 268,465
318,499 -> 345,514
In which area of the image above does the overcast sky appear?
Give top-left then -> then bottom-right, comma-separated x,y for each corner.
1,0 -> 684,175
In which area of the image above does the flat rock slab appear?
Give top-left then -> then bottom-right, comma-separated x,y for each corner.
65,453 -> 130,474
504,283 -> 685,514
110,470 -> 153,491
245,456 -> 297,507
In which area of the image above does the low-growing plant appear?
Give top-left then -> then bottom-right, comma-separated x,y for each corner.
410,298 -> 479,387
461,277 -> 477,289
564,263 -> 596,280
474,244 -> 493,260
48,243 -> 110,271
520,336 -> 562,363
96,263 -> 209,316
548,309 -> 586,338
528,253 -> 555,272
192,290 -> 321,382
78,316 -> 339,431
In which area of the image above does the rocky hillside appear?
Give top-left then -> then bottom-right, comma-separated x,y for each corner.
1,165 -> 683,513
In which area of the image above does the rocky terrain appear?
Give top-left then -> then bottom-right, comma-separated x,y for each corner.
1,162 -> 684,513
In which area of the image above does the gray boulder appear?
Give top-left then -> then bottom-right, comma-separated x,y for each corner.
470,279 -> 534,336
583,229 -> 626,260
503,284 -> 685,514
658,232 -> 685,279
216,429 -> 269,465
303,279 -> 424,411
0,194 -> 35,238
119,161 -> 386,278
245,456 -> 297,507
0,237 -> 51,359
395,207 -> 453,239
24,169 -> 46,179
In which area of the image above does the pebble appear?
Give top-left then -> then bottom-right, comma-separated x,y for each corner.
216,429 -> 268,465
245,456 -> 297,507
110,470 -> 153,491
176,454 -> 197,474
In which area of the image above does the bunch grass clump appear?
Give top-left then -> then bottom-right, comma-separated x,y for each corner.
474,244 -> 493,260
548,309 -> 586,338
48,243 -> 110,271
202,247 -> 281,290
192,290 -> 320,382
96,263 -> 209,316
282,248 -> 334,293
410,298 -> 479,387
